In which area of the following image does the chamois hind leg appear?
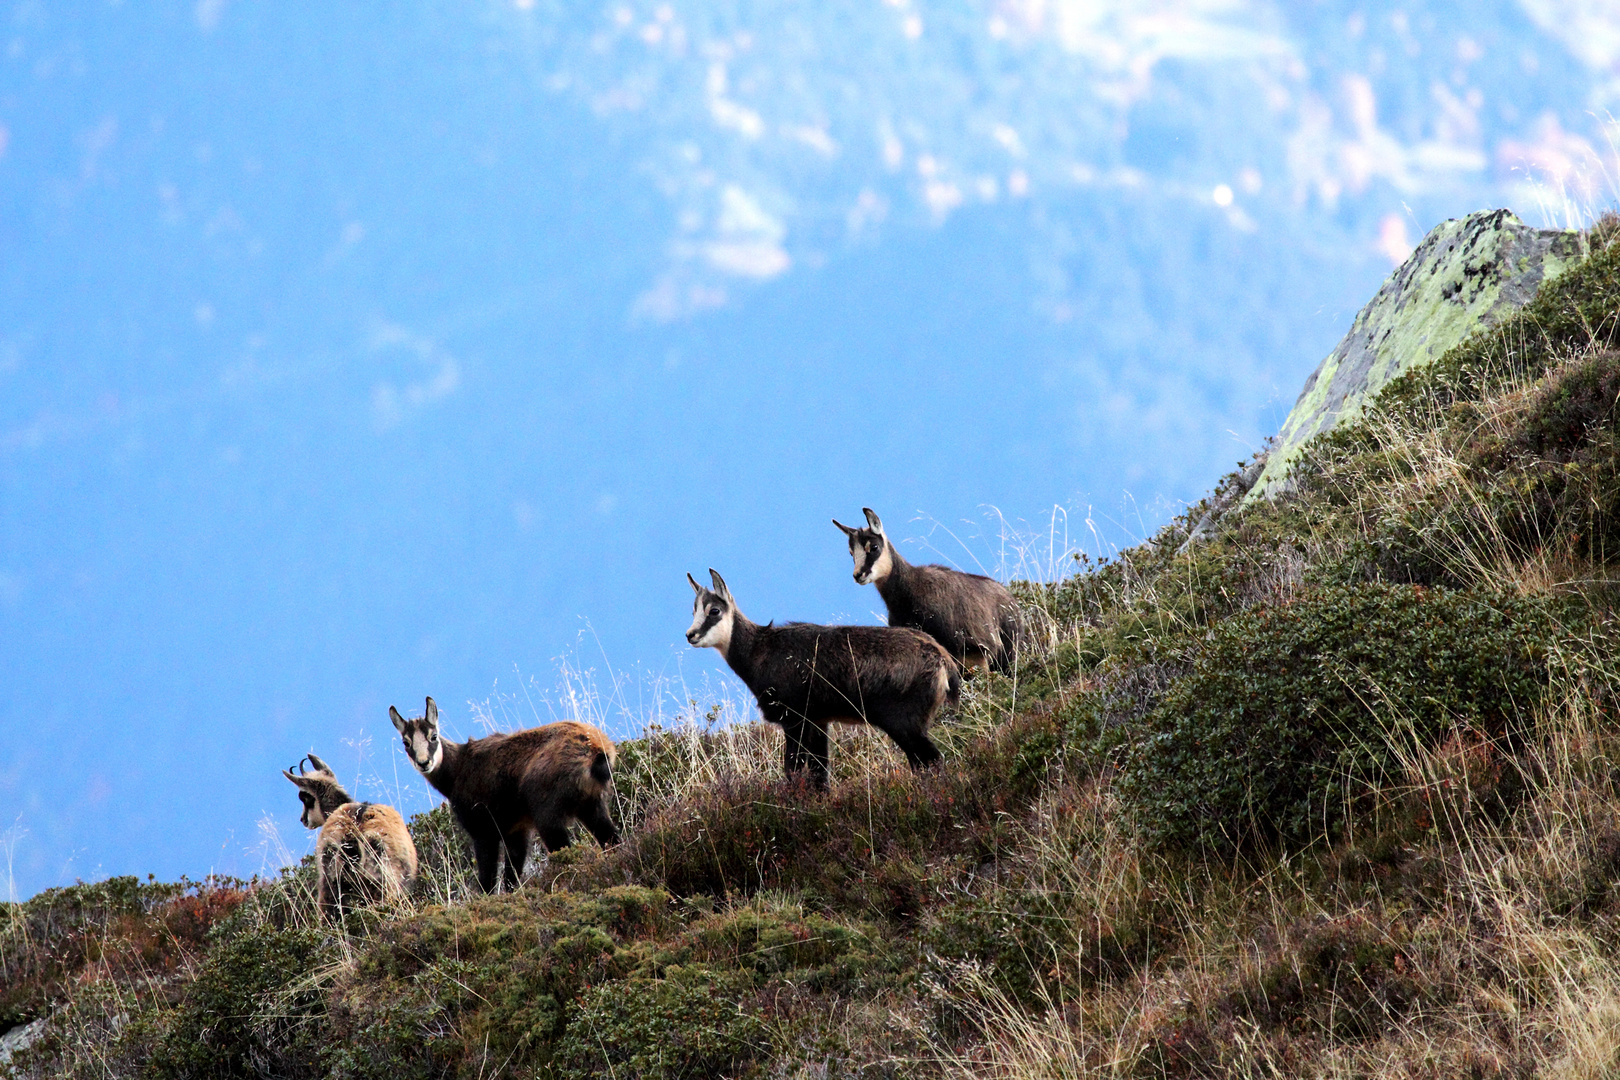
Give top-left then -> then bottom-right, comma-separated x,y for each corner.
317,875 -> 340,921
781,716 -> 830,789
868,702 -> 943,771
576,797 -> 620,846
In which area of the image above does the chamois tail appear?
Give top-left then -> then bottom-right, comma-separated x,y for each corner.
939,657 -> 962,707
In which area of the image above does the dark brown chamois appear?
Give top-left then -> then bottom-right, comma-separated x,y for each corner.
834,507 -> 1025,674
282,754 -> 418,916
686,568 -> 956,788
389,697 -> 618,893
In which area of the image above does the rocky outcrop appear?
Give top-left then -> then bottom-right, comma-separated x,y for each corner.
1246,209 -> 1587,501
0,1018 -> 46,1068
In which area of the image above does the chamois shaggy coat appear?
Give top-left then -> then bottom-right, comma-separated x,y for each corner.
390,697 -> 619,893
835,507 -> 1025,673
687,568 -> 958,788
282,754 -> 418,917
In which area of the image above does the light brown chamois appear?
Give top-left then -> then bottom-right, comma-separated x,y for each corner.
390,697 -> 619,893
282,754 -> 418,917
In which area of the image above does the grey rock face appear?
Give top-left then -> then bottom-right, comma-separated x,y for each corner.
0,1018 -> 47,1067
1247,209 -> 1586,502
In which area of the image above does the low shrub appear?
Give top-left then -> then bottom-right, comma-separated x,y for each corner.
144,922 -> 332,1080
1118,584 -> 1556,854
554,965 -> 766,1080
0,876 -> 246,1036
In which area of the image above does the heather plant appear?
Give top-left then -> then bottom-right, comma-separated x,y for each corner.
1117,583 -> 1559,854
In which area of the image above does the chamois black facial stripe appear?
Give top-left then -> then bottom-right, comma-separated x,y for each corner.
859,540 -> 883,577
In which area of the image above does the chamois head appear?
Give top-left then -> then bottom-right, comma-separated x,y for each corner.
833,507 -> 894,585
390,697 -> 443,776
686,568 -> 737,654
282,754 -> 350,829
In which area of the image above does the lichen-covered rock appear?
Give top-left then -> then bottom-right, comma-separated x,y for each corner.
1248,209 -> 1586,500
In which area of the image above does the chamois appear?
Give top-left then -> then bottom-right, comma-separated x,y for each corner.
282,754 -> 418,917
389,697 -> 619,893
834,507 -> 1024,674
686,568 -> 956,788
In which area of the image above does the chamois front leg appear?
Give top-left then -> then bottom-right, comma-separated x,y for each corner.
502,830 -> 531,888
576,798 -> 620,846
467,829 -> 504,893
782,716 -> 830,789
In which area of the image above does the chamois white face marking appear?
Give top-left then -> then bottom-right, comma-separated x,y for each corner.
851,533 -> 892,585
841,508 -> 893,585
390,699 -> 444,776
284,759 -> 332,829
685,571 -> 735,655
300,791 -> 327,830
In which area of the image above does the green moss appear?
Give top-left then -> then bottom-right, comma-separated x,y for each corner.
329,887 -> 679,1077
670,895 -> 895,993
1379,220 -> 1620,416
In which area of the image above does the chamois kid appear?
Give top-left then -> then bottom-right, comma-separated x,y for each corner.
834,507 -> 1024,673
686,568 -> 956,788
389,697 -> 618,893
282,754 -> 419,917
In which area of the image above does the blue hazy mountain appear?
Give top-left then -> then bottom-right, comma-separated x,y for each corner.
2,0 -> 1616,896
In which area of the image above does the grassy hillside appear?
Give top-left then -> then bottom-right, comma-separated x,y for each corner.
6,217 -> 1620,1078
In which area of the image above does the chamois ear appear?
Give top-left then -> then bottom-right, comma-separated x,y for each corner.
862,507 -> 884,534
687,572 -> 703,595
282,768 -> 305,787
708,568 -> 731,602
389,706 -> 408,734
424,697 -> 438,727
306,753 -> 333,777
832,518 -> 857,538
